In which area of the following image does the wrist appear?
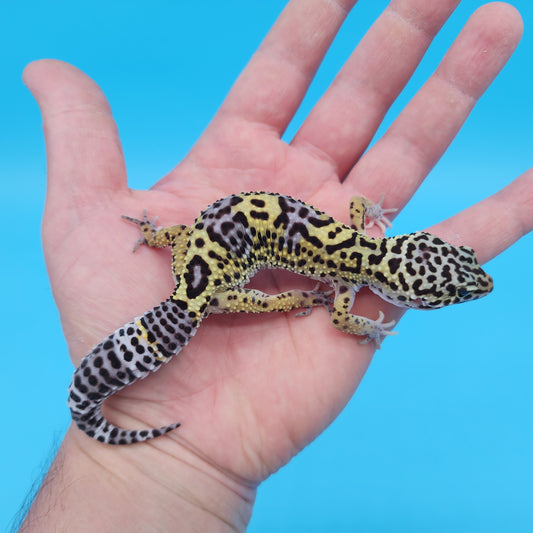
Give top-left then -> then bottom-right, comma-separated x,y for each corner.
21,425 -> 256,532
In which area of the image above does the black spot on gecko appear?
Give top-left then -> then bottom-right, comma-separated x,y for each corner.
230,195 -> 244,205
232,211 -> 249,228
398,272 -> 409,292
250,210 -> 269,220
308,216 -> 334,228
390,235 -> 408,254
215,205 -> 232,219
208,250 -> 225,262
184,255 -> 212,299
405,262 -> 416,276
107,351 -> 121,369
273,211 -> 289,229
325,234 -> 356,255
340,263 -> 359,274
358,237 -> 378,250
368,240 -> 389,266
374,271 -> 389,285
273,196 -> 295,229
289,222 -> 323,248
221,221 -> 235,234
206,226 -> 231,251
387,257 -> 402,275
251,198 -> 266,208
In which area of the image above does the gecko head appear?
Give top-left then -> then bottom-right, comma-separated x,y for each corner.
369,232 -> 493,309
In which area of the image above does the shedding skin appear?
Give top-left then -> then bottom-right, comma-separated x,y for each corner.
68,192 -> 493,444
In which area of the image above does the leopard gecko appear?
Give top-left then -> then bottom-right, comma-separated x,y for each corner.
68,192 -> 493,444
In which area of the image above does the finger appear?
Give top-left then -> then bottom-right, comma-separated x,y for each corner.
347,3 -> 523,205
213,0 -> 357,134
23,59 -> 128,212
292,0 -> 460,177
429,168 -> 533,264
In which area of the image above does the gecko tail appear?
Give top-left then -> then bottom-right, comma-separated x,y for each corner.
70,404 -> 181,444
67,299 -> 198,444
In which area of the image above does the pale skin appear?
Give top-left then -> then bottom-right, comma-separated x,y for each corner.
20,0 -> 532,531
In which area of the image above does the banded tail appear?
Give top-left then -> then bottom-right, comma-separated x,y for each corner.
68,299 -> 198,444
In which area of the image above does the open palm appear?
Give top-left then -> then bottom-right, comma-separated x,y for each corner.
24,0 -> 531,492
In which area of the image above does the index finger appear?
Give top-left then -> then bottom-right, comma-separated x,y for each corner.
216,0 -> 356,133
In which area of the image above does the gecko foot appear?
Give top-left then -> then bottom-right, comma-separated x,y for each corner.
358,310 -> 398,349
365,195 -> 398,233
121,210 -> 159,252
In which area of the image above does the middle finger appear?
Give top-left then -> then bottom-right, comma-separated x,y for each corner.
292,0 -> 460,178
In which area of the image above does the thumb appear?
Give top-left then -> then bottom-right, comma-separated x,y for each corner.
23,60 -> 128,231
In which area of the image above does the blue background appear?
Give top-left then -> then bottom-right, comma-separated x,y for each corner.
2,1 -> 532,531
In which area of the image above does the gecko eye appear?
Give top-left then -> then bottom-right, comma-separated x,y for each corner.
457,287 -> 471,298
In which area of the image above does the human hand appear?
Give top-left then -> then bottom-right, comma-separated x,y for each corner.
22,0 -> 531,530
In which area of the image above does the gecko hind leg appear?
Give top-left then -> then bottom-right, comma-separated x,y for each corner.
122,210 -> 191,284
206,286 -> 333,316
122,210 -> 190,250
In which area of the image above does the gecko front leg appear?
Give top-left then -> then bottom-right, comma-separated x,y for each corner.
329,283 -> 397,348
